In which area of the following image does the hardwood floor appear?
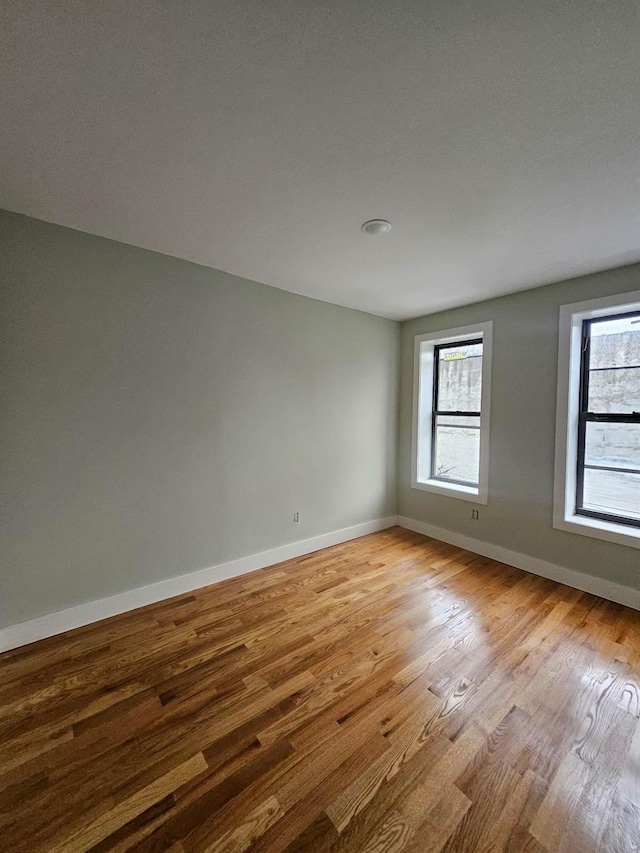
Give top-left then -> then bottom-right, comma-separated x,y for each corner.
1,527 -> 639,852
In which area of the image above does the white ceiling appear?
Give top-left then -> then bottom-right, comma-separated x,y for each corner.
2,1 -> 640,320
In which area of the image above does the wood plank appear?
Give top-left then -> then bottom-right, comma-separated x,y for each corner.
0,527 -> 638,851
52,753 -> 207,852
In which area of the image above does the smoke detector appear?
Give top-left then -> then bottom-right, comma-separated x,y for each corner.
361,219 -> 392,235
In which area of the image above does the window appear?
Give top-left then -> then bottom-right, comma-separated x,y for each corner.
412,322 -> 493,504
576,312 -> 640,527
554,291 -> 640,548
431,339 -> 483,486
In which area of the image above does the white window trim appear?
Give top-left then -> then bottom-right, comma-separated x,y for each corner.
411,321 -> 493,505
553,289 -> 640,550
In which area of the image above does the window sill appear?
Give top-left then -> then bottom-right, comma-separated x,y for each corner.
554,513 -> 640,550
412,478 -> 487,505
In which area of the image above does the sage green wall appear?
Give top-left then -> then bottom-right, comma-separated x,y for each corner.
399,264 -> 640,592
1,210 -> 399,628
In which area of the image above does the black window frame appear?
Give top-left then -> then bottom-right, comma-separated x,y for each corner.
575,310 -> 640,529
431,338 -> 483,487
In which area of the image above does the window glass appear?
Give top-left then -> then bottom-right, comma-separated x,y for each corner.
432,340 -> 483,486
583,470 -> 640,521
433,416 -> 480,484
436,343 -> 483,412
584,421 -> 639,471
588,369 -> 640,413
588,315 -> 640,413
577,311 -> 640,527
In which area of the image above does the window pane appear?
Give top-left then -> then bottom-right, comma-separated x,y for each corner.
583,469 -> 640,521
437,342 -> 483,412
590,314 -> 640,369
588,313 -> 640,412
433,419 -> 480,484
588,368 -> 640,413
585,421 -> 640,472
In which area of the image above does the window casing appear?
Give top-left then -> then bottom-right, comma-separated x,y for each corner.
412,322 -> 492,504
554,291 -> 640,549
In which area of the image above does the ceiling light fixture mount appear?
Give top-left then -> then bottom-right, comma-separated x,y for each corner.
361,219 -> 392,235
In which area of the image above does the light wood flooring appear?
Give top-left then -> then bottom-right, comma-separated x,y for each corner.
1,527 -> 639,852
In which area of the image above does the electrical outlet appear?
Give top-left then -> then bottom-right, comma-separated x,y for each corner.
472,509 -> 479,520
293,512 -> 300,523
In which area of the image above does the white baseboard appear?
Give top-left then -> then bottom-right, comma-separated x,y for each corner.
6,513 -> 636,654
0,516 -> 398,653
398,515 -> 640,612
